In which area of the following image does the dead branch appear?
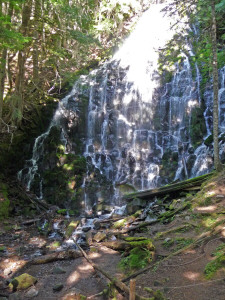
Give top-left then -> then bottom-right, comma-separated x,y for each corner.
73,239 -> 150,300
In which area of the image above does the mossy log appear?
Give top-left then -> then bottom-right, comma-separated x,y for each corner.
124,173 -> 213,201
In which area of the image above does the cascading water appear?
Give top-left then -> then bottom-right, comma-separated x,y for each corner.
19,2 -> 225,215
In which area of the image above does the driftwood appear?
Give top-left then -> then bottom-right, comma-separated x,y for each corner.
32,249 -> 82,264
73,239 -> 149,300
124,172 -> 213,201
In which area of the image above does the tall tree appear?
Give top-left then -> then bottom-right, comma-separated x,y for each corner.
211,0 -> 222,171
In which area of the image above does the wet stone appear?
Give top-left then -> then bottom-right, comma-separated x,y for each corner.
82,226 -> 91,232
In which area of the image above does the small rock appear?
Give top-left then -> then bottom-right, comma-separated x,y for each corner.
216,194 -> 225,198
52,267 -> 66,274
154,280 -> 161,286
25,287 -> 39,298
93,232 -> 106,242
110,235 -> 117,241
82,226 -> 91,232
53,284 -> 64,292
185,215 -> 190,221
93,220 -> 101,230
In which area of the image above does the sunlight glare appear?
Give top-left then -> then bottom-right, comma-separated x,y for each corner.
114,1 -> 183,103
183,271 -> 200,280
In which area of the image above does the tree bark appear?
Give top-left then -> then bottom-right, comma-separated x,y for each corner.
32,0 -> 41,88
211,0 -> 222,171
0,1 -> 13,121
14,0 -> 32,125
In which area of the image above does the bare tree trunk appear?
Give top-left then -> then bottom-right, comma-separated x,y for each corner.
211,0 -> 222,171
33,0 -> 40,88
0,1 -> 13,120
14,0 -> 32,125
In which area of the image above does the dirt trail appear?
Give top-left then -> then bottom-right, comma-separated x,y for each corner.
1,172 -> 225,299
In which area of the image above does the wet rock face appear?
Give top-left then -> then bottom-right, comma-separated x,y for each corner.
18,5 -> 225,210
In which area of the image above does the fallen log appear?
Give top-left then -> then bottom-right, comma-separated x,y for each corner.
124,172 -> 213,201
32,249 -> 82,264
22,218 -> 41,226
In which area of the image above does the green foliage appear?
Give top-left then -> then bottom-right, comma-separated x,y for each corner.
163,237 -> 193,251
212,243 -> 225,257
0,182 -> 10,220
204,252 -> 225,279
0,0 -> 146,126
119,247 -> 153,272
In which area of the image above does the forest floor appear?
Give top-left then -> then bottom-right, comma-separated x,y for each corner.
1,172 -> 225,300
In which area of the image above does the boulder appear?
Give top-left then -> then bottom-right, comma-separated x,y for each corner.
93,232 -> 106,242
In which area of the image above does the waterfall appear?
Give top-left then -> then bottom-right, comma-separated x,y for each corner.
18,2 -> 225,214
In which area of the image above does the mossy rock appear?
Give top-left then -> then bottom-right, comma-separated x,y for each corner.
113,218 -> 126,229
9,273 -> 37,291
204,134 -> 213,147
65,220 -> 79,238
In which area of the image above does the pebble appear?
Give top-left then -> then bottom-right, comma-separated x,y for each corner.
25,287 -> 39,298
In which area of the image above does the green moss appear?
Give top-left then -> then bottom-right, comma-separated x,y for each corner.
204,134 -> 213,147
65,220 -> 79,238
119,247 -> 154,272
174,237 -> 193,251
113,218 -> 126,229
204,253 -> 225,279
125,239 -> 155,250
57,209 -> 75,216
144,288 -> 167,300
47,241 -> 61,250
9,273 -> 37,291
